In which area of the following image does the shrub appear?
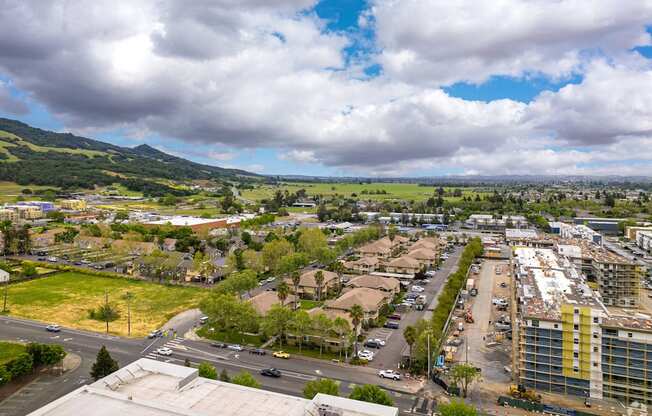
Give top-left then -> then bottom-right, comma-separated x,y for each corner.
7,352 -> 33,378
0,366 -> 11,386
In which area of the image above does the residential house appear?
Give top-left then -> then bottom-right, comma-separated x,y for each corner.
248,291 -> 297,315
409,238 -> 440,252
406,248 -> 438,267
356,240 -> 392,259
285,269 -> 339,299
343,256 -> 381,274
385,255 -> 421,275
324,287 -> 391,322
346,275 -> 400,296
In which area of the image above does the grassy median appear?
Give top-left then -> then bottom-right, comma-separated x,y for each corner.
5,272 -> 208,337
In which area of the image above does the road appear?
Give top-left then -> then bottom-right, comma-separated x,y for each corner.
0,316 -> 435,415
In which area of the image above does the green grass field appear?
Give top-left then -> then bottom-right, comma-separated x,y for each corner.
0,342 -> 26,366
242,182 -> 488,202
5,272 -> 208,337
0,131 -> 108,158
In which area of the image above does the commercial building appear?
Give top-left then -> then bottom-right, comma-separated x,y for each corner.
573,217 -> 624,236
505,228 -> 555,248
59,199 -> 87,210
637,231 -> 652,255
625,226 -> 652,241
549,222 -> 603,246
29,358 -> 398,416
16,200 -> 56,212
514,247 -> 652,404
465,214 -> 528,230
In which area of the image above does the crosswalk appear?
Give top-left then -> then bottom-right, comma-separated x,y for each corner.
144,338 -> 185,359
409,397 -> 434,415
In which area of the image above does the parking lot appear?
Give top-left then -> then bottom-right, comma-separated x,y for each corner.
27,245 -> 137,271
360,246 -> 464,370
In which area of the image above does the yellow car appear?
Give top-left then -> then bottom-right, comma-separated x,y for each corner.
272,351 -> 290,359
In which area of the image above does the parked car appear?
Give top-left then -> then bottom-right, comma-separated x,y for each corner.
211,342 -> 227,348
250,348 -> 266,355
260,368 -> 281,378
227,344 -> 244,351
358,350 -> 374,361
148,329 -> 163,339
495,322 -> 512,330
47,256 -> 58,262
371,338 -> 386,346
266,277 -> 275,283
364,340 -> 382,349
378,369 -> 401,380
46,324 -> 61,332
492,298 -> 508,306
156,347 -> 173,356
384,321 -> 400,329
388,313 -> 402,320
199,316 -> 209,325
469,288 -> 478,296
273,350 -> 290,359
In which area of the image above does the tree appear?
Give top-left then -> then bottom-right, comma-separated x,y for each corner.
215,269 -> 258,299
261,304 -> 294,347
219,368 -> 230,382
332,317 -> 351,361
297,228 -> 328,260
403,325 -> 417,367
88,292 -> 120,334
314,270 -> 325,301
349,384 -> 393,406
387,224 -> 397,241
438,400 -> 477,416
200,293 -> 259,334
231,371 -> 261,388
349,304 -> 364,356
242,249 -> 264,275
22,262 -> 37,277
291,270 -> 301,310
198,362 -> 217,380
313,313 -> 333,357
450,364 -> 480,398
290,310 -> 312,352
90,346 -> 119,380
276,280 -> 290,306
0,365 -> 11,386
7,353 -> 33,378
262,238 -> 294,273
303,378 -> 339,399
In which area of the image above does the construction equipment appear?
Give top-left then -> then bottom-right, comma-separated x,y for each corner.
464,309 -> 474,323
508,384 -> 542,403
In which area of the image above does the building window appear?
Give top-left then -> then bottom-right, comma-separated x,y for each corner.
593,362 -> 598,367
593,317 -> 599,324
628,333 -> 633,338
531,320 -> 539,328
593,347 -> 598,352
553,324 -> 558,329
573,367 -> 579,372
574,339 -> 579,345
574,309 -> 579,314
574,324 -> 579,330
593,333 -> 598,339
574,352 -> 579,358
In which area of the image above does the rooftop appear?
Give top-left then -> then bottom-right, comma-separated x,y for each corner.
505,228 -> 538,239
29,359 -> 397,416
144,216 -> 227,227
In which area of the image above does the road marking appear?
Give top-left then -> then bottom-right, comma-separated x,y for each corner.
315,370 -> 321,375
63,338 -> 73,342
141,338 -> 159,354
50,335 -> 60,339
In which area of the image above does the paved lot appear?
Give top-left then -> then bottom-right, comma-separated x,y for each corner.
366,246 -> 464,371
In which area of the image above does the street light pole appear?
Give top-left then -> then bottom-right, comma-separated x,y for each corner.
427,331 -> 431,381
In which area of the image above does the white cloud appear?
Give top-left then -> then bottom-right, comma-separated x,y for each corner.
207,151 -> 237,161
279,149 -> 317,163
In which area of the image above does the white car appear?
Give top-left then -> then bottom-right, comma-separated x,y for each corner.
266,277 -> 275,283
227,344 -> 244,351
156,347 -> 173,356
411,286 -> 425,293
358,350 -> 375,361
371,338 -> 386,346
378,369 -> 401,380
492,298 -> 508,306
425,271 -> 436,277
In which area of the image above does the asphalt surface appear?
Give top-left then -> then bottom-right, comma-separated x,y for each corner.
0,315 -> 436,415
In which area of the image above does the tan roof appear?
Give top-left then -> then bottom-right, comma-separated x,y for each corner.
344,257 -> 380,267
357,241 -> 391,254
248,291 -> 297,315
407,248 -> 438,261
410,240 -> 439,251
325,288 -> 389,312
387,255 -> 420,268
292,269 -> 339,289
306,307 -> 353,326
347,275 -> 400,292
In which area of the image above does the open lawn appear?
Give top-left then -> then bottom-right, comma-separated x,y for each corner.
6,272 -> 208,337
242,182 -> 489,202
0,342 -> 26,366
0,181 -> 59,203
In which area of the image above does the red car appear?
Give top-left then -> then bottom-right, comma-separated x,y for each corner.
388,313 -> 401,320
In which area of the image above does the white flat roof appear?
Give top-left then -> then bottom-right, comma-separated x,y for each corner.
28,359 -> 398,416
145,216 -> 225,226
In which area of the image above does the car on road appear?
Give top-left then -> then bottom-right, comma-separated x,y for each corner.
258,281 -> 266,286
384,321 -> 400,329
148,329 -> 163,339
46,324 -> 61,332
250,348 -> 267,355
378,369 -> 401,380
260,368 -> 281,378
80,259 -> 91,265
211,342 -> 227,348
358,350 -> 374,361
273,350 -> 290,359
47,256 -> 58,262
156,347 -> 173,356
199,316 -> 209,325
227,344 -> 244,351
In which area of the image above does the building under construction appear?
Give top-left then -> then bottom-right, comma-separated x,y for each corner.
514,247 -> 652,404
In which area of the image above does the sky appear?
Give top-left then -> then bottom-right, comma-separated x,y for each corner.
0,1 -> 652,177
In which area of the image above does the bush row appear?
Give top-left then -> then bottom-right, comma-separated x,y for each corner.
0,343 -> 66,386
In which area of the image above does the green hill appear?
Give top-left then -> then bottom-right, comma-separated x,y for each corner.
0,118 -> 257,196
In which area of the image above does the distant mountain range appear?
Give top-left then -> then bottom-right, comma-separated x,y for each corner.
0,118 -> 258,195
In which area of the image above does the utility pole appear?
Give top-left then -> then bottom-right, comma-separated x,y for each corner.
427,331 -> 431,381
1,269 -> 10,313
105,290 -> 109,334
125,291 -> 133,337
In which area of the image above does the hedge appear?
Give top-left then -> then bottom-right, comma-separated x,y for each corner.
0,343 -> 67,386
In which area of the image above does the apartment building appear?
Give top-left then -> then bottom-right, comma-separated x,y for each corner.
549,222 -> 603,246
514,247 -> 652,404
465,214 -> 528,230
59,199 -> 87,210
637,231 -> 652,255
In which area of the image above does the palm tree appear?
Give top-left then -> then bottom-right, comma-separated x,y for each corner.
330,261 -> 345,294
276,281 -> 290,307
403,325 -> 417,368
332,317 -> 351,361
314,270 -> 324,301
291,271 -> 301,310
349,304 -> 364,357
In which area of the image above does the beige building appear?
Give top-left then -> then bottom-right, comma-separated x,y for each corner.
324,287 -> 391,322
343,256 -> 381,274
59,199 -> 87,210
406,248 -> 438,267
285,269 -> 339,299
248,291 -> 297,315
385,255 -> 421,275
346,274 -> 400,296
356,240 -> 392,258
0,209 -> 19,222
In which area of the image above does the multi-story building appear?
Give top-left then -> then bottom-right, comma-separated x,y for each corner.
58,199 -> 87,210
549,222 -> 603,246
0,208 -> 19,222
16,200 -> 56,212
514,247 -> 652,404
465,214 -> 528,230
637,231 -> 652,255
